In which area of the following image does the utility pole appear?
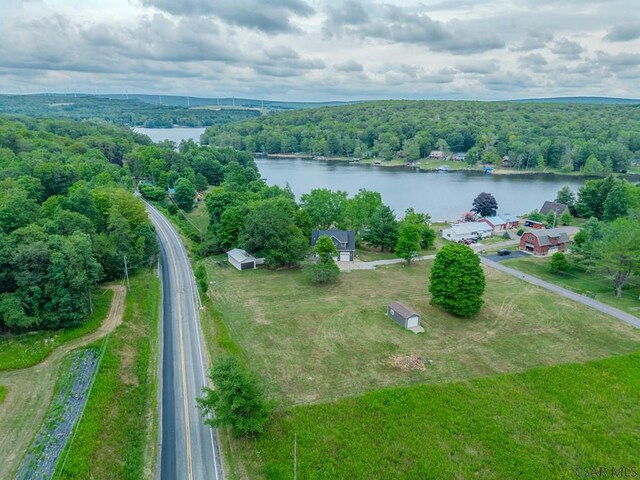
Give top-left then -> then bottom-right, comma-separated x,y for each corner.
293,433 -> 297,480
123,255 -> 130,287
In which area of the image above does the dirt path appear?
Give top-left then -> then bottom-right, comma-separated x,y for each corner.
0,285 -> 126,480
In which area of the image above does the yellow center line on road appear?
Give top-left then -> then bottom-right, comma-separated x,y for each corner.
153,211 -> 194,480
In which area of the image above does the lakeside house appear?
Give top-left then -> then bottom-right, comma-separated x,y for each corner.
539,201 -> 569,216
311,229 -> 356,262
480,216 -> 508,232
442,222 -> 493,242
524,219 -> 546,229
520,228 -> 570,255
428,150 -> 445,159
453,152 -> 466,161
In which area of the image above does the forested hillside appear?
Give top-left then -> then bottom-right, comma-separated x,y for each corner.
202,100 -> 640,173
0,115 -> 255,333
0,95 -> 260,128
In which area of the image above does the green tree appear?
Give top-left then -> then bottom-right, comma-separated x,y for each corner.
549,252 -> 570,273
194,264 -> 208,293
241,198 -> 308,268
216,204 -> 248,250
300,189 -> 347,229
555,186 -> 576,212
173,178 -> 195,211
314,235 -> 338,262
593,218 -> 640,298
197,354 -> 271,437
545,211 -> 557,228
395,224 -> 421,265
471,192 -> 498,217
583,154 -> 604,176
559,210 -> 573,226
343,189 -> 382,232
429,243 -> 485,317
603,182 -> 630,222
363,205 -> 398,252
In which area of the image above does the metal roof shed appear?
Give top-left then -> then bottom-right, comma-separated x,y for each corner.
387,301 -> 422,331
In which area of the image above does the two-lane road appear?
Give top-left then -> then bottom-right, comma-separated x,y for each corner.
146,203 -> 223,480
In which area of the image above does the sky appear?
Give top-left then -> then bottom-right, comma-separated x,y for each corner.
1,0 -> 639,101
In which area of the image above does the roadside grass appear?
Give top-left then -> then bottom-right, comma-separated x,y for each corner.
245,351 -> 640,479
186,195 -> 210,232
355,245 -> 436,262
57,269 -> 160,480
0,289 -> 113,371
503,256 -> 640,318
204,259 -> 640,407
0,385 -> 6,404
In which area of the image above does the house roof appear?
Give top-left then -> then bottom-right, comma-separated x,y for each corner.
311,229 -> 356,251
445,222 -> 493,236
501,213 -> 520,223
388,301 -> 420,319
540,201 -> 569,216
527,228 -> 570,246
227,248 -> 255,263
483,216 -> 506,227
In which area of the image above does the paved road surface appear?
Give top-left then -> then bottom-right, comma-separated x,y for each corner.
146,203 -> 223,480
481,256 -> 640,330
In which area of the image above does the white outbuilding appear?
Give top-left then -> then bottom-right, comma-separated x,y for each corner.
226,248 -> 265,271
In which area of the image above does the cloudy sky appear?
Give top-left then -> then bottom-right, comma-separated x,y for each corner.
2,0 -> 639,101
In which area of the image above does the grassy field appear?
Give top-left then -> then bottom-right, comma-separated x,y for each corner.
57,270 -> 160,480
204,259 -> 640,407
242,351 -> 640,479
0,385 -> 6,404
503,256 -> 640,318
0,289 -> 113,371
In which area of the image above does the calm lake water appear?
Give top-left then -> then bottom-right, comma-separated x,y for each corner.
257,157 -> 585,221
133,127 -> 206,144
131,128 -> 585,221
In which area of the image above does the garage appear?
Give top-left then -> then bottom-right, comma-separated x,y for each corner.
339,251 -> 351,262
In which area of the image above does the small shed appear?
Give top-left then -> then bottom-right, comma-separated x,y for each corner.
227,248 -> 265,271
387,301 -> 421,329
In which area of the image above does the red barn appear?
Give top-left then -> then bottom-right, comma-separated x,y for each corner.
520,228 -> 570,255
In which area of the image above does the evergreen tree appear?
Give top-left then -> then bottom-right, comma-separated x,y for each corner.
363,205 -> 398,252
603,182 -> 630,222
549,252 -> 570,273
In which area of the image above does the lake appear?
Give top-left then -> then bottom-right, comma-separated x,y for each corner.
130,127 -> 585,221
133,127 -> 206,144
256,157 -> 585,221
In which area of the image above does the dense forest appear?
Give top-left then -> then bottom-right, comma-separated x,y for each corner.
202,100 -> 640,173
0,115 -> 256,333
0,95 -> 260,128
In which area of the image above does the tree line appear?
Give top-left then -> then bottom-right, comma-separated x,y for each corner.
551,176 -> 640,297
202,100 -> 640,173
0,95 -> 259,128
0,116 -> 162,332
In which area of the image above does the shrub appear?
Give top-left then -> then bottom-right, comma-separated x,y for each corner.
549,252 -> 570,273
516,228 -> 524,236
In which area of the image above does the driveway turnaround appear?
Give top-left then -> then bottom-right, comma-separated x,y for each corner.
481,257 -> 640,330
146,203 -> 223,480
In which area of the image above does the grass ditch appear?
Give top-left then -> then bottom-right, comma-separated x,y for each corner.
55,270 -> 160,480
249,351 -> 640,479
0,289 -> 113,371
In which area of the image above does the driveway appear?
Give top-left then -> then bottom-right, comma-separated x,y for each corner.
483,250 -> 529,262
480,257 -> 640,330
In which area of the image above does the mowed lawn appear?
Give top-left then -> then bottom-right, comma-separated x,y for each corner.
250,351 -> 640,479
205,259 -> 640,406
503,256 -> 640,318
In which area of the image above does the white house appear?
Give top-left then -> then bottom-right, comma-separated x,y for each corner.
227,248 -> 265,271
441,222 -> 493,242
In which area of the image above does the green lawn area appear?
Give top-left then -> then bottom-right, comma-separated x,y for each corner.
0,385 -> 6,404
204,259 -> 640,407
57,269 -> 160,480
185,194 -> 210,232
503,256 -> 640,318
0,289 -> 114,371
245,351 -> 640,479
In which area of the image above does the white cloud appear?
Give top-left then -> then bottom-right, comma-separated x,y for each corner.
0,0 -> 639,100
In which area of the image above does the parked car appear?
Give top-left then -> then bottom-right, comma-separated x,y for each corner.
497,249 -> 511,256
